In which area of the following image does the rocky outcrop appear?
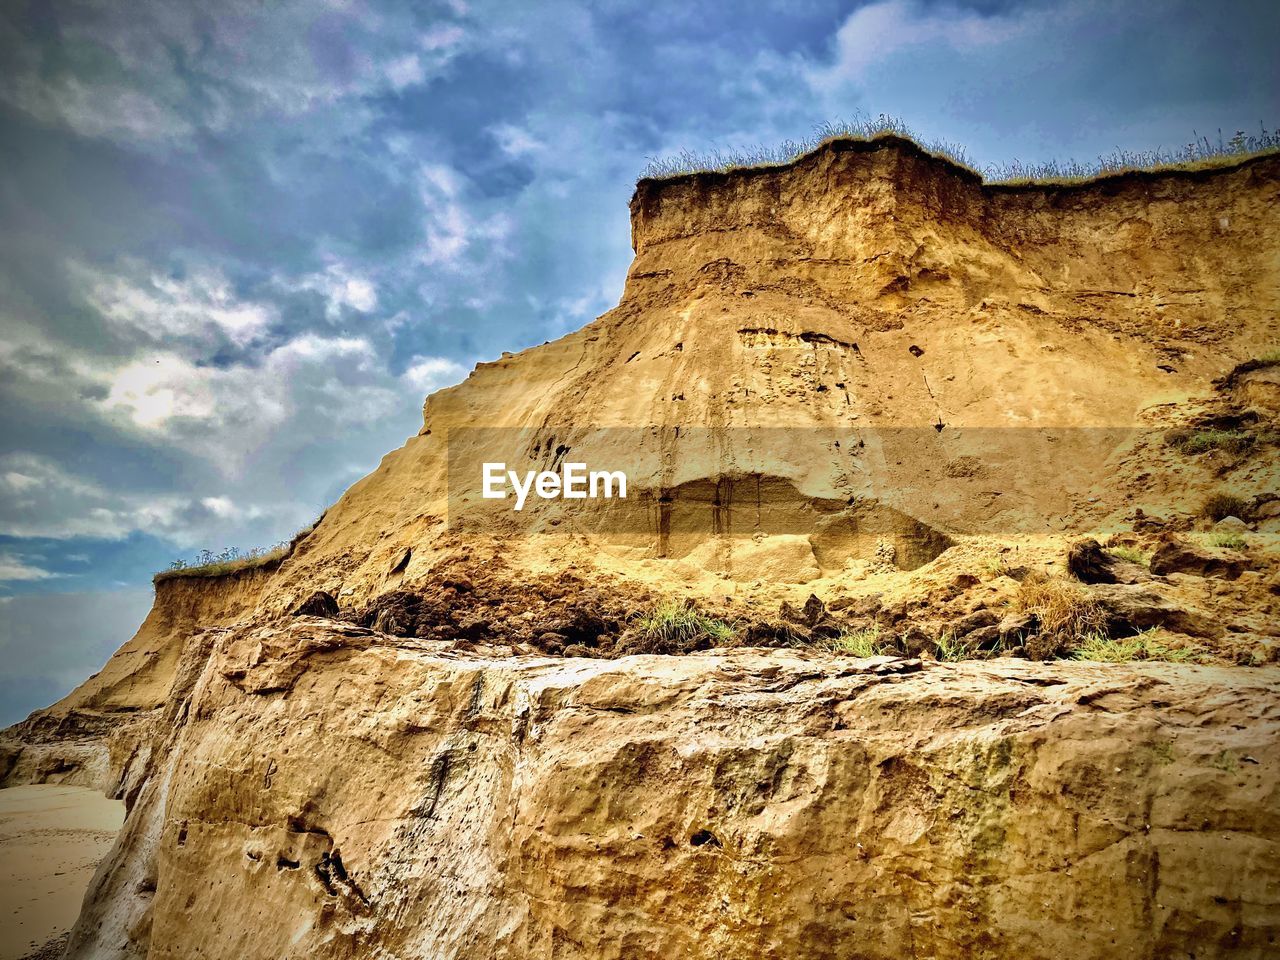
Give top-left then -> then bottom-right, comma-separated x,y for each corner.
1150,538 -> 1254,580
6,137 -> 1280,959
67,620 -> 1280,960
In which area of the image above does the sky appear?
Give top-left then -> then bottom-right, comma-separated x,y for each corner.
0,0 -> 1277,725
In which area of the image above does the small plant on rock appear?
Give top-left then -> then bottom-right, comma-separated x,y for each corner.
822,625 -> 884,657
1166,429 -> 1254,455
1073,629 -> 1202,663
633,599 -> 737,652
933,631 -> 967,662
1207,532 -> 1248,550
982,555 -> 1016,579
1106,545 -> 1150,566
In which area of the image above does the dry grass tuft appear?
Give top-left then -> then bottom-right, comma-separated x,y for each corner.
1166,428 -> 1254,455
1012,574 -> 1107,641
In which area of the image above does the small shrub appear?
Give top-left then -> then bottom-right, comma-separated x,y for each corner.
1201,493 -> 1251,522
633,599 -> 737,650
1073,629 -> 1202,663
1207,532 -> 1247,550
1258,348 -> 1280,365
1167,429 -> 1253,455
821,625 -> 884,657
1013,575 -> 1107,641
1107,545 -> 1150,566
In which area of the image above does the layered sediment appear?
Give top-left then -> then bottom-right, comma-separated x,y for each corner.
4,137 -> 1279,959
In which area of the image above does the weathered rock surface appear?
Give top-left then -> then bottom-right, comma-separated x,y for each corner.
66,621 -> 1280,960
4,137 -> 1279,960
1151,538 -> 1253,580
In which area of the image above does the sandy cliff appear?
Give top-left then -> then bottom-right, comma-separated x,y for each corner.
3,136 -> 1278,958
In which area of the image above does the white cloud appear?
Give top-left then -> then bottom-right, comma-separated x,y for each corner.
385,54 -> 426,91
99,334 -> 391,458
2,75 -> 196,143
490,122 -> 546,158
807,0 -> 1028,91
0,552 -> 57,582
420,24 -> 467,52
0,2 -> 470,145
0,452 -> 277,547
417,163 -> 513,270
0,452 -> 181,541
75,262 -> 274,348
283,263 -> 379,319
401,356 -> 467,394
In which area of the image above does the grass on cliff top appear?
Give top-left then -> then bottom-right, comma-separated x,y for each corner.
153,544 -> 289,583
640,114 -> 1280,185
153,514 -> 325,583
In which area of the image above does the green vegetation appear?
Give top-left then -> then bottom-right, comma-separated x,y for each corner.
633,599 -> 737,648
1106,545 -> 1150,566
1201,492 -> 1251,522
1013,575 -> 1107,642
1257,348 -> 1280,364
1166,428 -> 1254,455
641,115 -> 972,180
155,544 -> 289,582
1073,629 -> 1203,664
933,631 -> 967,662
820,625 -> 885,657
154,514 -> 325,582
1207,532 -> 1248,551
640,114 -> 1280,185
982,554 -> 1016,579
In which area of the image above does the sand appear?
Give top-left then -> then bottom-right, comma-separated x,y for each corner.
0,785 -> 123,960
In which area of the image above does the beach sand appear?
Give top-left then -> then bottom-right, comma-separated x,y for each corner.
0,785 -> 123,960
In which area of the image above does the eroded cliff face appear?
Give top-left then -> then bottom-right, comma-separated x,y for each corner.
4,137 -> 1279,959
68,622 -> 1280,960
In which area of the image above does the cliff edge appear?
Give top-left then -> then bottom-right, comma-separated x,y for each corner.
4,136 -> 1279,959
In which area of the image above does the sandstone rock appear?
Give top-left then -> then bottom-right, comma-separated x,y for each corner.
64,626 -> 1280,960
5,136 -> 1280,960
1089,583 -> 1222,639
729,535 -> 821,584
1215,516 -> 1250,532
1149,538 -> 1251,580
950,608 -> 1000,637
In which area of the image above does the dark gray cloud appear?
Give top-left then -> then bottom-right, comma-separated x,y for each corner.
0,0 -> 1276,720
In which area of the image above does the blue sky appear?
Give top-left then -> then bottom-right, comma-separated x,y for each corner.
1,0 -> 1277,725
